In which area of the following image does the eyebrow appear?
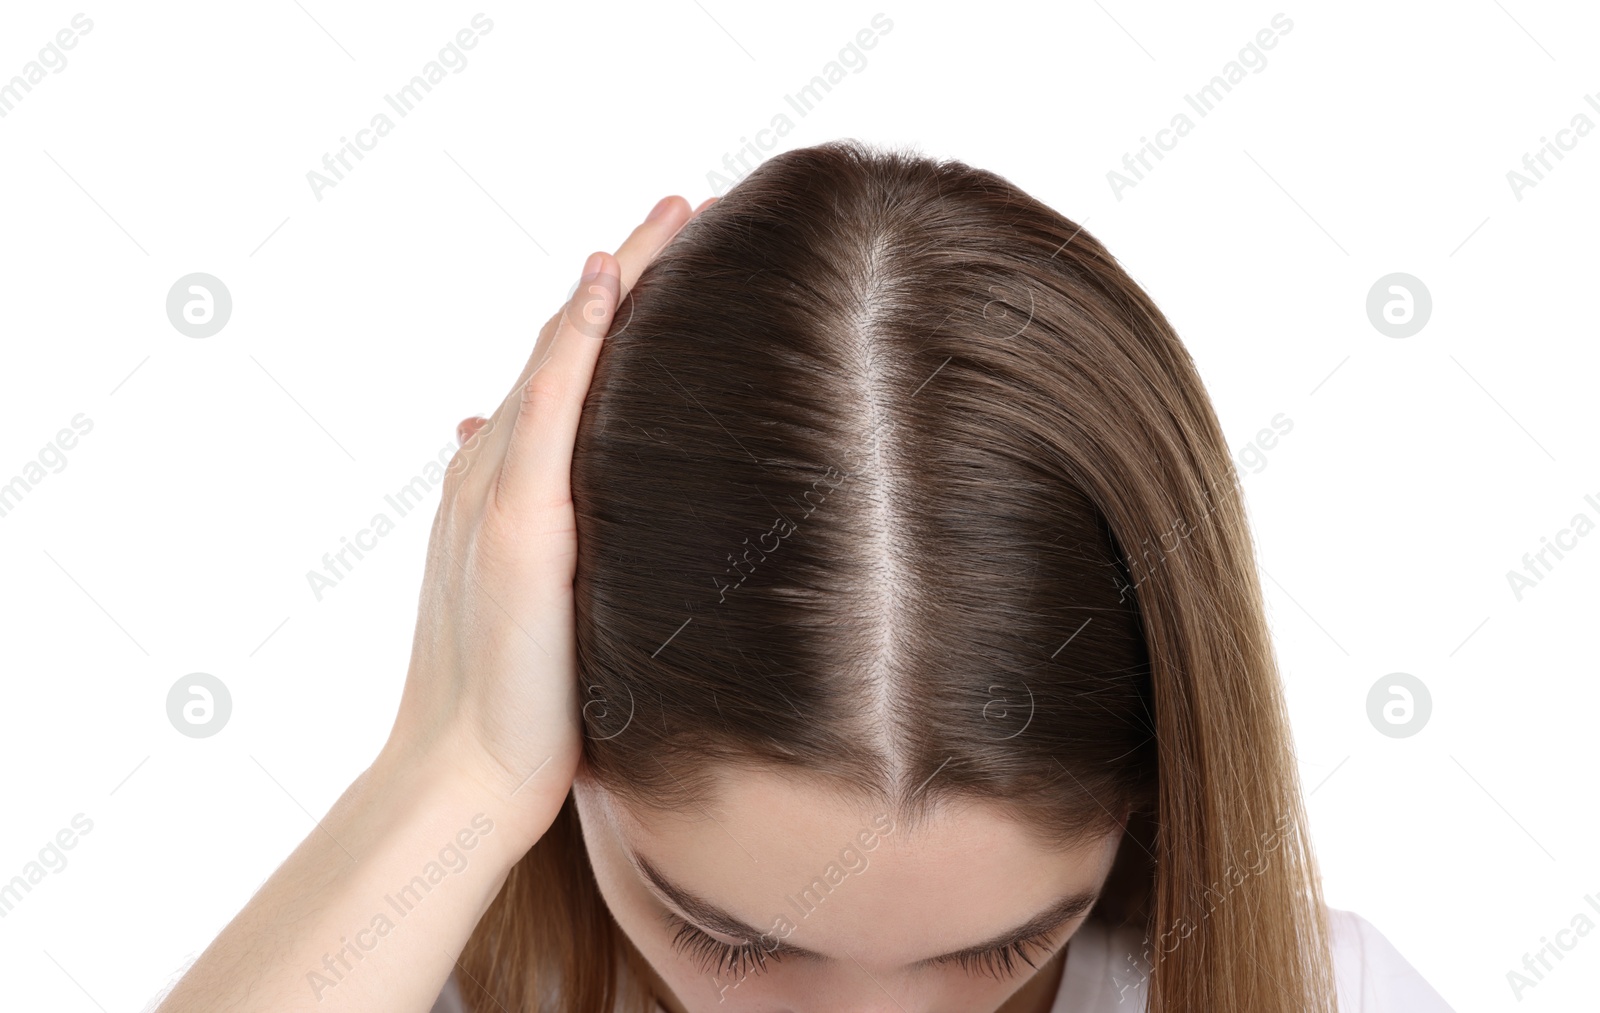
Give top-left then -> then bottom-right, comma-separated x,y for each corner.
626,847 -> 1100,968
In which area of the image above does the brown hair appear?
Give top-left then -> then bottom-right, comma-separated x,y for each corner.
458,139 -> 1336,1012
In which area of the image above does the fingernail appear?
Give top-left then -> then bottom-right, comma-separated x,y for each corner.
582,251 -> 604,278
646,195 -> 675,222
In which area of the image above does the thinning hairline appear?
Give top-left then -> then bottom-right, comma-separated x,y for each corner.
598,763 -> 1129,853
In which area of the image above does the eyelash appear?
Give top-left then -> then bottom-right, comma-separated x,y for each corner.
663,911 -> 1061,980
664,911 -> 784,978
939,930 -> 1060,978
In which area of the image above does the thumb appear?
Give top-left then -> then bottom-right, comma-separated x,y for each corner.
493,251 -> 620,517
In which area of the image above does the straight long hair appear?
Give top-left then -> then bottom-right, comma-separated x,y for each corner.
458,139 -> 1337,1012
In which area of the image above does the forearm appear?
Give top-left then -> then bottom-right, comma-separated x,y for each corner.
152,744 -> 552,1012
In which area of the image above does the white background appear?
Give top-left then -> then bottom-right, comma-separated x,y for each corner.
0,2 -> 1595,1011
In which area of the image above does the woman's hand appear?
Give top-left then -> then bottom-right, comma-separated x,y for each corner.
148,195 -> 715,1013
382,194 -> 709,848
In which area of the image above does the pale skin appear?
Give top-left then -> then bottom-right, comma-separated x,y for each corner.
576,767 -> 1125,1013
149,193 -> 1121,1013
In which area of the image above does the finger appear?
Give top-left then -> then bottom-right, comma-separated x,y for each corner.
615,194 -> 696,292
457,416 -> 488,446
493,250 -> 620,515
446,196 -> 701,494
511,196 -> 695,399
472,196 -> 697,480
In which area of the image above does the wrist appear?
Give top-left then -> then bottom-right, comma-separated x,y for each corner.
370,727 -> 568,858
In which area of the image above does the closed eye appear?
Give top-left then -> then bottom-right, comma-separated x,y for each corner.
664,910 -> 786,978
923,926 -> 1062,978
663,910 -> 1064,981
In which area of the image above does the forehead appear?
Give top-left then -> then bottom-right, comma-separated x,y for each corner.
588,766 -> 1118,963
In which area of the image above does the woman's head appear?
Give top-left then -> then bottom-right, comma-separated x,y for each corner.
460,140 -> 1335,1013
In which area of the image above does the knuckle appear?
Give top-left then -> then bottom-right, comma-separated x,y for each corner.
480,482 -> 545,558
519,368 -> 565,420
